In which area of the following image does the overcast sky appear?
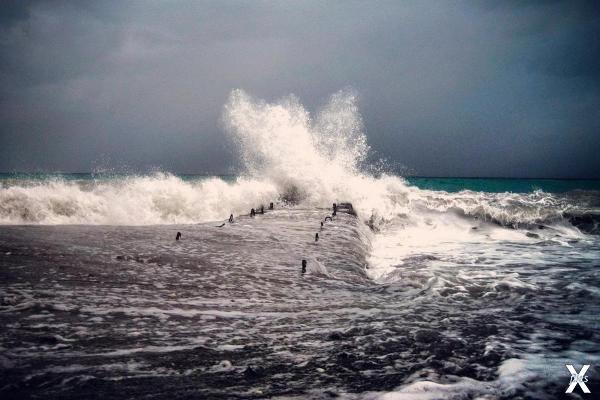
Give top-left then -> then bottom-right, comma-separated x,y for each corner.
1,0 -> 599,178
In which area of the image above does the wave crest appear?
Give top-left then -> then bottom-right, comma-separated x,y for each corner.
1,90 -> 598,230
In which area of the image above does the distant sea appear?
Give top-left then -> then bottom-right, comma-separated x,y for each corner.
2,172 -> 599,193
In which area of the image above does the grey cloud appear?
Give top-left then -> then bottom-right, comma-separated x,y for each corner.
0,0 -> 599,177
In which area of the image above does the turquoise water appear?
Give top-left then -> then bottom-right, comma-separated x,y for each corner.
404,177 -> 600,193
1,173 -> 599,193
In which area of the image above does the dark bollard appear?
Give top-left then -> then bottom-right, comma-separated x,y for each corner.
229,214 -> 234,223
269,202 -> 274,210
301,259 -> 307,274
315,233 -> 319,242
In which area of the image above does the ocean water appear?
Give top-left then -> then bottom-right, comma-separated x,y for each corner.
1,90 -> 599,399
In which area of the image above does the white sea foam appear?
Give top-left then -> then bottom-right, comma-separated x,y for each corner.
0,90 -> 596,286
0,174 -> 278,225
0,89 -> 590,230
350,358 -> 533,400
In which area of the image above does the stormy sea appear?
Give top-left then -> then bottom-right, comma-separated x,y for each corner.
1,91 -> 599,399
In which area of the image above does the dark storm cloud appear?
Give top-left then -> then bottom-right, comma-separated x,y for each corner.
0,0 -> 599,177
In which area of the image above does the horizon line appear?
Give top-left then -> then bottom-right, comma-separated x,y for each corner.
1,171 -> 599,181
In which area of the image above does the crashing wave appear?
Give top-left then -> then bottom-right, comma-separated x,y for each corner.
0,90 -> 598,233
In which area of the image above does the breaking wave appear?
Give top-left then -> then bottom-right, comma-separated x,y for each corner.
0,89 -> 598,235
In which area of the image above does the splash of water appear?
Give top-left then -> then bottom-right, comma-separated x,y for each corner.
0,174 -> 278,225
0,89 -> 406,224
0,89 -> 596,244
223,88 -> 372,205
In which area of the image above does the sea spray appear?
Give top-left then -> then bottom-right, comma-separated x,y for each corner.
0,174 -> 278,225
0,89 -> 411,224
0,90 -> 597,240
222,88 -> 372,205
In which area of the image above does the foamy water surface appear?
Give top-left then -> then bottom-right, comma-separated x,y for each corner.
1,90 -> 599,398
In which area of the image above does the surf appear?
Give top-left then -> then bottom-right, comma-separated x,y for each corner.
1,90 -> 599,400
0,89 -> 598,243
